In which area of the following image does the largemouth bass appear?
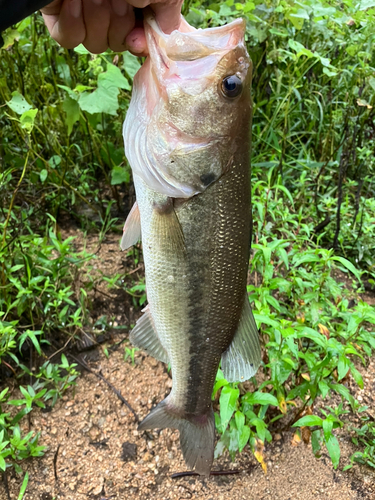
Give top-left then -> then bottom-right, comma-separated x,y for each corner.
121,11 -> 261,476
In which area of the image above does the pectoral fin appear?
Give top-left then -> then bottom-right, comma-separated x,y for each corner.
121,202 -> 141,251
221,296 -> 261,382
151,198 -> 186,255
130,305 -> 169,364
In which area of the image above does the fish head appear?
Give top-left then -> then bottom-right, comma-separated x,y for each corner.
123,12 -> 252,197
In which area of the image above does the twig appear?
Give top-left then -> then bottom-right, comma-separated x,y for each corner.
128,264 -> 143,275
171,469 -> 243,479
47,336 -> 73,361
53,444 -> 60,480
108,336 -> 129,353
2,470 -> 11,500
68,353 -> 139,422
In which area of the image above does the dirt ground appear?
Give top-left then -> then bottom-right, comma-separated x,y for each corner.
1,232 -> 375,500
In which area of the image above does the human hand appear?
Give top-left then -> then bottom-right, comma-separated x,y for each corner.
41,0 -> 183,54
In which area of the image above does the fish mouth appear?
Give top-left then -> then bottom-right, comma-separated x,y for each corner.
143,9 -> 247,89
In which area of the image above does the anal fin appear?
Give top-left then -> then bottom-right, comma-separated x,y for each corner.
130,305 -> 169,364
121,201 -> 141,251
221,295 -> 261,383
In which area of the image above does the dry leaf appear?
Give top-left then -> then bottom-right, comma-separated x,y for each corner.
301,426 -> 311,444
318,323 -> 330,339
279,397 -> 287,414
291,431 -> 302,447
254,439 -> 267,474
301,373 -> 310,381
357,98 -> 373,109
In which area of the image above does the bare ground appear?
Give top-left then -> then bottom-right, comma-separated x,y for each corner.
1,231 -> 375,500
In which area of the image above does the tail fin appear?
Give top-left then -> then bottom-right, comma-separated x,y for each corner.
138,398 -> 215,476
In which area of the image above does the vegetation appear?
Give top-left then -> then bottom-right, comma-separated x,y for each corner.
1,0 -> 375,493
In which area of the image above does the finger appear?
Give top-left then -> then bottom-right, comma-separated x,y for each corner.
82,0 -> 111,54
42,0 -> 86,49
41,0 -> 64,15
125,27 -> 147,55
152,0 -> 183,34
108,1 -> 135,52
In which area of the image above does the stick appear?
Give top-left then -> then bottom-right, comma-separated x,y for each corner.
2,470 -> 11,500
68,353 -> 139,423
171,469 -> 243,479
53,444 -> 60,480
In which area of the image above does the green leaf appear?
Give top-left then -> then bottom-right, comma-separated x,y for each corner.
0,454 -> 6,472
332,256 -> 361,281
39,169 -> 48,183
318,379 -> 330,398
235,411 -> 245,431
322,417 -> 333,442
102,63 -> 131,90
337,354 -> 350,381
238,424 -> 250,452
324,434 -> 340,469
123,52 -> 141,80
79,64 -> 130,115
311,429 -> 322,456
74,44 -> 91,54
297,328 -> 327,348
219,386 -> 239,432
63,96 -> 80,135
250,417 -> 267,442
18,472 -> 29,500
20,109 -> 38,132
246,391 -> 279,406
350,363 -> 364,389
213,370 -> 228,397
293,415 -> 323,427
7,91 -> 32,114
253,313 -> 279,328
111,166 -> 130,185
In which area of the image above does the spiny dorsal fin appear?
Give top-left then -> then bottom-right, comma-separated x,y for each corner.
121,202 -> 141,251
221,295 -> 261,382
129,305 -> 169,364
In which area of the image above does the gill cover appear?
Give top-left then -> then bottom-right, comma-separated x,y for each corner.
123,12 -> 251,198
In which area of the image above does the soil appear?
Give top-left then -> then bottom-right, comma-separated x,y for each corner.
1,231 -> 375,500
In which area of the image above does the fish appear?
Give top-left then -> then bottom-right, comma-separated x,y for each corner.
121,10 -> 261,476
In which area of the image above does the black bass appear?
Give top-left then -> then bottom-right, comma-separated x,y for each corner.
121,11 -> 261,476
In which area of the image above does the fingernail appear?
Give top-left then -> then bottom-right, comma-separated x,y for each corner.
112,0 -> 127,16
70,0 -> 81,18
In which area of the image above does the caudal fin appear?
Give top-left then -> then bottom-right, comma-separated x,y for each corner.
138,398 -> 215,476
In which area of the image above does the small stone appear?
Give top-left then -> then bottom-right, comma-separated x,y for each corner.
121,442 -> 137,462
274,433 -> 282,441
51,428 -> 57,435
68,482 -> 75,491
92,479 -> 104,495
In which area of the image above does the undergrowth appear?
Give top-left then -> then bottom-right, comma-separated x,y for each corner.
1,0 -> 375,494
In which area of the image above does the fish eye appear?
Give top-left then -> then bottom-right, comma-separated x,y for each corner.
221,75 -> 243,98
